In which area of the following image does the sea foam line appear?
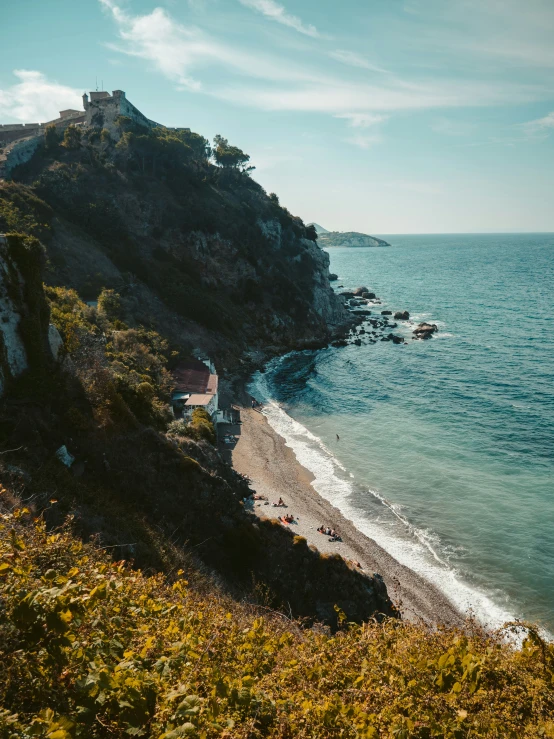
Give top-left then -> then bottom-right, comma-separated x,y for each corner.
250,364 -> 518,632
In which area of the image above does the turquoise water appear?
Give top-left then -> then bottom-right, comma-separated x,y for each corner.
252,234 -> 554,631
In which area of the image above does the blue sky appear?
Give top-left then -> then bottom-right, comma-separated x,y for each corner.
1,0 -> 554,233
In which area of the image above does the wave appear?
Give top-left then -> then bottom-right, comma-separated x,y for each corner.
250,360 -> 518,632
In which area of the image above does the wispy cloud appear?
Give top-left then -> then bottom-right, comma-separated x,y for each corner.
238,0 -> 320,38
329,50 -> 389,74
336,113 -> 388,128
345,133 -> 382,150
0,69 -> 81,122
522,110 -> 554,134
100,0 -> 203,90
98,0 -> 553,153
99,0 -> 318,90
337,112 -> 387,147
217,77 -> 541,114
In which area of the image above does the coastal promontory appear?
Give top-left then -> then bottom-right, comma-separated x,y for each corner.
309,223 -> 390,247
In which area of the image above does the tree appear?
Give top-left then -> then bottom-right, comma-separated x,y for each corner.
44,124 -> 59,152
180,131 -> 211,162
62,124 -> 82,150
98,288 -> 123,321
305,223 -> 318,242
212,135 -> 254,172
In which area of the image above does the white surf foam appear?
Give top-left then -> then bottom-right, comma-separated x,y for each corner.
250,364 -> 518,632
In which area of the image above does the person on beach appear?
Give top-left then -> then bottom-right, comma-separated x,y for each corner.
280,514 -> 295,524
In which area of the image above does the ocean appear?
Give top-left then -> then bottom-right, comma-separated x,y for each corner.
250,233 -> 554,632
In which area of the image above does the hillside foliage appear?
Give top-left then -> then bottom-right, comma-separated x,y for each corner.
0,116 -> 338,363
0,512 -> 553,739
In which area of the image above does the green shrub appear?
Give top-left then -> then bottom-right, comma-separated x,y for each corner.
97,288 -> 123,321
0,513 -> 553,739
62,124 -> 82,150
189,408 -> 216,445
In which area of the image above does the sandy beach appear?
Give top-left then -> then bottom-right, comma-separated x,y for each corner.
222,400 -> 464,627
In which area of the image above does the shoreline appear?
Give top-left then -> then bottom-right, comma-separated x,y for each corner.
222,393 -> 465,627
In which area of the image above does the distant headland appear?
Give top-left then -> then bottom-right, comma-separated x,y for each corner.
309,223 -> 390,248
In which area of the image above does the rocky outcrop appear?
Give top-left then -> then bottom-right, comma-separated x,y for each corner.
48,323 -> 64,360
0,233 -> 53,396
318,231 -> 390,248
0,235 -> 28,395
381,333 -> 405,345
0,136 -> 42,181
413,322 -> 438,339
394,311 -> 410,320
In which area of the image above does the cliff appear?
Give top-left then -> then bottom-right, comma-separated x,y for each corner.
318,230 -> 390,248
0,118 -> 391,630
1,122 -> 347,371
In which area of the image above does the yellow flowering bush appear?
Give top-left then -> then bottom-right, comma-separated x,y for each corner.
1,511 -> 553,738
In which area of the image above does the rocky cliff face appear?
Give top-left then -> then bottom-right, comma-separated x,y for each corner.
0,235 -> 28,395
0,136 -> 42,181
318,231 -> 390,248
0,129 -> 348,370
0,233 -> 55,396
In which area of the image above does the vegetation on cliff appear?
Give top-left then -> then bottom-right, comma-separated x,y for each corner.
0,235 -> 390,630
0,513 -> 553,738
0,118 -> 344,370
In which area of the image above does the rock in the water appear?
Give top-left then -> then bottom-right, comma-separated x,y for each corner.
332,339 -> 348,347
394,311 -> 410,320
381,310 -> 392,316
329,273 -> 338,281
361,292 -> 376,299
340,291 -> 354,298
413,322 -> 438,339
353,286 -> 369,296
381,333 -> 405,344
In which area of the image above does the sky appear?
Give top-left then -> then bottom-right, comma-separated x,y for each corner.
1,0 -> 554,234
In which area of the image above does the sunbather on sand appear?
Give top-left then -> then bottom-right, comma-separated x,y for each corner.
317,525 -> 342,541
281,514 -> 295,524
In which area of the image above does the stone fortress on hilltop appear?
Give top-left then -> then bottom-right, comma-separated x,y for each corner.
81,89 -> 162,131
0,88 -> 188,180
